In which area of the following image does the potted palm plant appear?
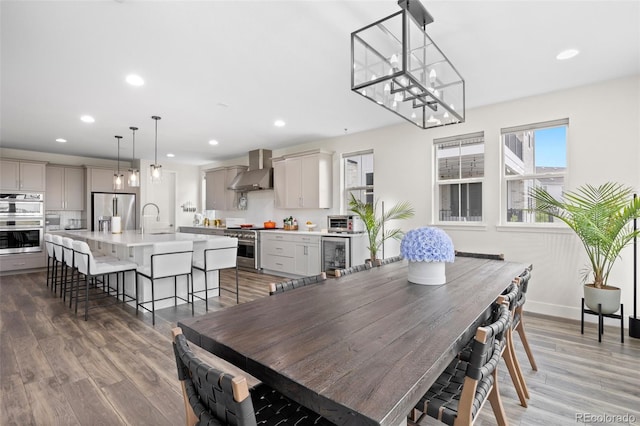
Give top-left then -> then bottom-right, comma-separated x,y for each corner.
348,194 -> 414,263
529,182 -> 640,314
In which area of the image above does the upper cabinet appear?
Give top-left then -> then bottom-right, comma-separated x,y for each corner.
205,166 -> 247,210
0,160 -> 46,191
87,167 -> 138,193
46,166 -> 85,210
273,151 -> 332,209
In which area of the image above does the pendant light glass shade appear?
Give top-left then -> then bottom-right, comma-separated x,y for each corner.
113,135 -> 124,190
350,0 -> 465,129
150,116 -> 162,184
128,126 -> 140,187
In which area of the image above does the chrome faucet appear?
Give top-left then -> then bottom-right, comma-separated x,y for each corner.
141,202 -> 160,234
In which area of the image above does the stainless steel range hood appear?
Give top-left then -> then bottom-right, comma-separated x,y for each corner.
228,149 -> 273,192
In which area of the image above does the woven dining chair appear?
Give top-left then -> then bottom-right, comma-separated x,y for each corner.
171,327 -> 333,426
455,251 -> 505,261
411,301 -> 511,426
497,280 -> 530,407
378,255 -> 403,265
334,262 -> 372,277
269,272 -> 327,295
513,265 -> 537,371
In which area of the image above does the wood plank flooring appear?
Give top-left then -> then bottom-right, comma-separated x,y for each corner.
1,269 -> 639,426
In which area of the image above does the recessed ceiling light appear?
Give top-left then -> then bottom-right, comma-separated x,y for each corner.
126,74 -> 144,86
556,49 -> 579,60
80,115 -> 95,123
166,153 -> 175,158
209,140 -> 219,146
55,138 -> 67,143
274,119 -> 286,127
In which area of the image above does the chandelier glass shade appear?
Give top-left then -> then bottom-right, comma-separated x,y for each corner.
351,0 -> 465,129
150,116 -> 162,184
113,135 -> 124,190
128,126 -> 140,187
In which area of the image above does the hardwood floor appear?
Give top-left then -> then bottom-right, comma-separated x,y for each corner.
1,269 -> 639,426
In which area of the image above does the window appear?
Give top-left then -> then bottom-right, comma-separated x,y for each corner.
502,118 -> 568,224
434,132 -> 484,222
344,150 -> 374,208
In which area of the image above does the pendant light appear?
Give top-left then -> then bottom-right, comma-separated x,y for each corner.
113,135 -> 124,190
150,115 -> 162,183
128,126 -> 140,187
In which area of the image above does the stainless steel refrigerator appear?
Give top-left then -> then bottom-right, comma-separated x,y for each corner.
91,192 -> 136,231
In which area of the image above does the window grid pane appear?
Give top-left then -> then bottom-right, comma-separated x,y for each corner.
502,122 -> 567,224
435,134 -> 484,222
344,152 -> 374,208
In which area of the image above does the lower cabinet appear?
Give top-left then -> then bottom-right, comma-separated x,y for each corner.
260,232 -> 320,276
0,252 -> 46,272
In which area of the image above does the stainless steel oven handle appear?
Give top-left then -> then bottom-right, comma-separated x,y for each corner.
0,227 -> 44,231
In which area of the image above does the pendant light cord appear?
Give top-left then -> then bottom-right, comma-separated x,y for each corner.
115,135 -> 122,174
130,126 -> 138,160
152,115 -> 161,165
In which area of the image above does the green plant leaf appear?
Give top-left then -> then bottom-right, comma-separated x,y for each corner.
529,182 -> 640,288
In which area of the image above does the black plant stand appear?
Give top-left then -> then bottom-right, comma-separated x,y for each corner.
581,298 -> 624,343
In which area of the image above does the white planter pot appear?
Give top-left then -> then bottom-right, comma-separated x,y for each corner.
583,284 -> 621,315
407,261 -> 446,285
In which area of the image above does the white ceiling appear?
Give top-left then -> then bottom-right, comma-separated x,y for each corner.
1,0 -> 638,165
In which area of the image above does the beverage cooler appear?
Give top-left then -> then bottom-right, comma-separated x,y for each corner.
321,236 -> 350,277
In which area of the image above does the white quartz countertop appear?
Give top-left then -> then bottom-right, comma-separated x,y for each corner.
56,229 -> 235,247
259,229 -> 366,238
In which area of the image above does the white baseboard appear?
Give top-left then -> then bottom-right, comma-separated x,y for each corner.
527,300 -> 628,327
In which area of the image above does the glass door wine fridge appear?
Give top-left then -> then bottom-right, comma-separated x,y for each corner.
321,236 -> 350,277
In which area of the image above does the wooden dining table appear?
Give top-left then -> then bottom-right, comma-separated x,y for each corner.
178,257 -> 528,426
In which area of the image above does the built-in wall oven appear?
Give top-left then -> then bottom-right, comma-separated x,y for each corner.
0,193 -> 45,254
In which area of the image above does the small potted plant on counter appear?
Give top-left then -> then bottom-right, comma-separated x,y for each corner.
348,194 -> 414,264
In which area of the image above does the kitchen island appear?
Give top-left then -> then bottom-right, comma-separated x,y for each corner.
56,230 -> 237,310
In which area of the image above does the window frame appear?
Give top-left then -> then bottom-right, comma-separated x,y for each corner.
500,118 -> 569,227
343,150 -> 374,212
434,131 -> 485,225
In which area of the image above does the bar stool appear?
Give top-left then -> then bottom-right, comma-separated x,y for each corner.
136,240 -> 193,325
191,237 -> 238,311
60,237 -> 77,304
44,233 -> 56,289
50,235 -> 65,295
72,240 -> 138,321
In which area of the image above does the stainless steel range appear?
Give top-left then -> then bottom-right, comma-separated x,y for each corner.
224,228 -> 260,270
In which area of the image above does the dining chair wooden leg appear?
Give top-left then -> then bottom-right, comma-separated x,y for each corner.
516,318 -> 538,371
509,332 -> 530,400
503,333 -> 528,407
487,369 -> 508,426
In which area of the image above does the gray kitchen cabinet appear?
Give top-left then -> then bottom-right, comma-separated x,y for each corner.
205,166 -> 247,210
46,165 -> 85,210
261,232 -> 320,276
0,252 -> 46,272
0,159 -> 46,191
273,151 -> 332,209
273,159 -> 287,209
294,235 -> 321,276
88,167 -> 138,193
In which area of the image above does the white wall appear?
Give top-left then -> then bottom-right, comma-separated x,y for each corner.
202,75 -> 640,324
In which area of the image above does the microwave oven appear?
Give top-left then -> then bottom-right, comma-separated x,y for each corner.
327,215 -> 364,233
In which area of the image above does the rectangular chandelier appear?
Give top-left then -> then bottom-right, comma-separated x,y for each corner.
351,0 -> 465,129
